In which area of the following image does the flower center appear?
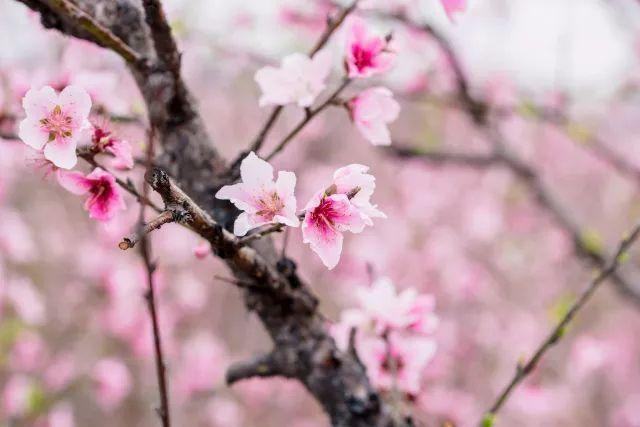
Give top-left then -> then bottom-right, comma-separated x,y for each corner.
351,45 -> 375,72
309,197 -> 340,234
381,353 -> 405,374
255,192 -> 285,220
40,105 -> 73,142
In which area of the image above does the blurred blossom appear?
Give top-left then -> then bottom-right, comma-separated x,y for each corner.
91,358 -> 132,411
6,277 -> 45,325
175,332 -> 227,399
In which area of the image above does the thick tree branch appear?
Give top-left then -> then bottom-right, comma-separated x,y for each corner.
484,220 -> 640,420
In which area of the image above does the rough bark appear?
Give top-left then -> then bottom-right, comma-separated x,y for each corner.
15,1 -> 404,425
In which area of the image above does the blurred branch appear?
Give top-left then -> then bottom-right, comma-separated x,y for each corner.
484,220 -> 640,419
383,10 -> 640,306
265,77 -> 351,161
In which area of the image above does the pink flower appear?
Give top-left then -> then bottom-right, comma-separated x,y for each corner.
332,164 -> 385,224
2,375 -> 32,417
18,85 -> 91,169
216,152 -> 299,236
192,241 -> 210,259
348,87 -> 400,146
356,277 -> 439,335
91,358 -> 132,411
302,191 -> 366,269
440,0 -> 467,22
44,402 -> 75,427
345,17 -> 395,78
360,334 -> 437,395
57,168 -> 125,221
255,50 -> 332,107
91,126 -> 134,170
176,332 -> 227,399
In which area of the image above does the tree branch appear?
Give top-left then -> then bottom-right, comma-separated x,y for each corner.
483,220 -> 640,420
225,351 -> 295,385
119,210 -> 177,250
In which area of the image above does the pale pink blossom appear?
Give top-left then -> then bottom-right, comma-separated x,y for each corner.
44,354 -> 76,392
91,358 -> 132,410
348,87 -> 400,146
57,167 -> 125,221
216,152 -> 299,236
18,85 -> 91,169
2,375 -> 32,418
44,402 -> 75,427
360,334 -> 437,395
356,277 -> 438,335
440,0 -> 467,22
302,191 -> 366,269
332,164 -> 385,224
206,397 -> 244,427
6,277 -> 46,325
175,332 -> 227,398
255,50 -> 332,107
0,209 -> 37,262
91,125 -> 134,170
345,17 -> 395,78
9,331 -> 47,372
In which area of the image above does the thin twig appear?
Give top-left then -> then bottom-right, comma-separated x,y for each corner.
483,221 -> 640,420
265,78 -> 351,161
237,0 -> 359,162
119,210 -> 175,250
139,127 -> 171,427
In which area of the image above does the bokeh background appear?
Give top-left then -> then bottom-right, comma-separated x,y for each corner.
2,0 -> 640,426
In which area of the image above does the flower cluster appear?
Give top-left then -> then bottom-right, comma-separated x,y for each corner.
216,153 -> 384,269
254,16 -> 400,147
332,277 -> 438,396
19,85 -> 91,169
17,85 -> 128,222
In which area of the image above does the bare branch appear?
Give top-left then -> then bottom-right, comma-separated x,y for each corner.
484,221 -> 640,419
139,127 -> 171,427
235,0 -> 359,166
265,77 -> 351,161
119,210 -> 177,250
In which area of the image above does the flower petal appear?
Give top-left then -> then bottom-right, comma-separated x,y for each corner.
56,170 -> 92,195
59,85 -> 92,123
22,86 -> 57,118
18,119 -> 48,150
239,152 -> 273,189
44,138 -> 78,169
